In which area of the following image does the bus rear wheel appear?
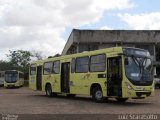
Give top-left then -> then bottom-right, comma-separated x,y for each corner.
92,87 -> 104,103
45,84 -> 54,97
116,98 -> 128,102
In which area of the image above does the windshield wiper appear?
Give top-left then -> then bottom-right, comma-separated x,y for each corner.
131,56 -> 143,80
132,57 -> 140,67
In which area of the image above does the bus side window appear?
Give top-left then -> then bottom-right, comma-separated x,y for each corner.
44,62 -> 53,75
30,64 -> 36,75
71,58 -> 75,73
76,56 -> 89,73
53,61 -> 60,74
90,54 -> 106,72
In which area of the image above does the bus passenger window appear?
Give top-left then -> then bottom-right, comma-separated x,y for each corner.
30,64 -> 36,75
44,62 -> 53,75
76,57 -> 89,73
90,54 -> 106,72
53,61 -> 60,74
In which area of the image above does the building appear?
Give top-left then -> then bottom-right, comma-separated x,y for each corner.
63,29 -> 160,60
62,29 -> 160,75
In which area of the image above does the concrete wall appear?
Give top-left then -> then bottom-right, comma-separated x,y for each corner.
62,30 -> 160,55
72,30 -> 160,43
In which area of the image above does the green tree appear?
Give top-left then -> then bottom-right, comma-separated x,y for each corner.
0,60 -> 13,71
31,50 -> 43,60
48,53 -> 60,58
6,50 -> 32,73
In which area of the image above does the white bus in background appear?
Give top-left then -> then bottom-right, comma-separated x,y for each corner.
0,71 -> 5,86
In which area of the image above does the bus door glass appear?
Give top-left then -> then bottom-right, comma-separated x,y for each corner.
61,62 -> 70,93
107,56 -> 122,97
29,64 -> 37,90
36,65 -> 42,90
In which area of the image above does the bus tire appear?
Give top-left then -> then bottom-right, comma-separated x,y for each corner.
116,98 -> 128,102
92,87 -> 104,103
45,84 -> 53,97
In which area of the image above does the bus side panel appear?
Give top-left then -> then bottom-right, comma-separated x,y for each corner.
42,74 -> 61,92
42,74 -> 46,92
42,75 -> 50,91
70,73 -> 90,95
50,74 -> 61,93
42,74 -> 60,92
29,75 -> 37,90
70,73 -> 107,96
89,72 -> 107,97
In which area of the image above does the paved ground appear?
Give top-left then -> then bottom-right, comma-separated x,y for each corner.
0,86 -> 160,115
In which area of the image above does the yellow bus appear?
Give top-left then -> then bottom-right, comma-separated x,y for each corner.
29,47 -> 154,102
4,70 -> 24,88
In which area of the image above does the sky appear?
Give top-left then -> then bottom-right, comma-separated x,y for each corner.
0,0 -> 160,60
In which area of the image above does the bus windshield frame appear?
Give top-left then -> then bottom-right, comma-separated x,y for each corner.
5,71 -> 18,83
123,48 -> 153,86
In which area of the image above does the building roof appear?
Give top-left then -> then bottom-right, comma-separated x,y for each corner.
62,29 -> 160,55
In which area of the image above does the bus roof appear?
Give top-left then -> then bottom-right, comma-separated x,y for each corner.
30,46 -> 149,65
30,47 -> 123,64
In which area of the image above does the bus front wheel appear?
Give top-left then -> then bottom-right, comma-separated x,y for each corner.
92,87 -> 104,103
45,84 -> 53,97
116,98 -> 128,102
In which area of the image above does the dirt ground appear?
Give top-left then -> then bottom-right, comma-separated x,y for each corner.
0,86 -> 160,115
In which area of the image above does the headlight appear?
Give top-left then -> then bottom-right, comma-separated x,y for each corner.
125,82 -> 134,90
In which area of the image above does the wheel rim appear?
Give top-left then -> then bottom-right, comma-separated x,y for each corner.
95,90 -> 102,100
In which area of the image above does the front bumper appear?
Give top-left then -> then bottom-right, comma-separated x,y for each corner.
4,81 -> 20,87
123,85 -> 154,98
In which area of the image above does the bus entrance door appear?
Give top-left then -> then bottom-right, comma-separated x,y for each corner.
36,65 -> 42,90
61,62 -> 70,93
107,57 -> 122,97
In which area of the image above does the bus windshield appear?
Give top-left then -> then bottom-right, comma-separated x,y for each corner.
5,73 -> 18,83
125,57 -> 152,80
123,48 -> 153,85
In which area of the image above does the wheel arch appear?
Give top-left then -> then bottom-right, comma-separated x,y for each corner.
45,82 -> 52,90
90,83 -> 102,95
